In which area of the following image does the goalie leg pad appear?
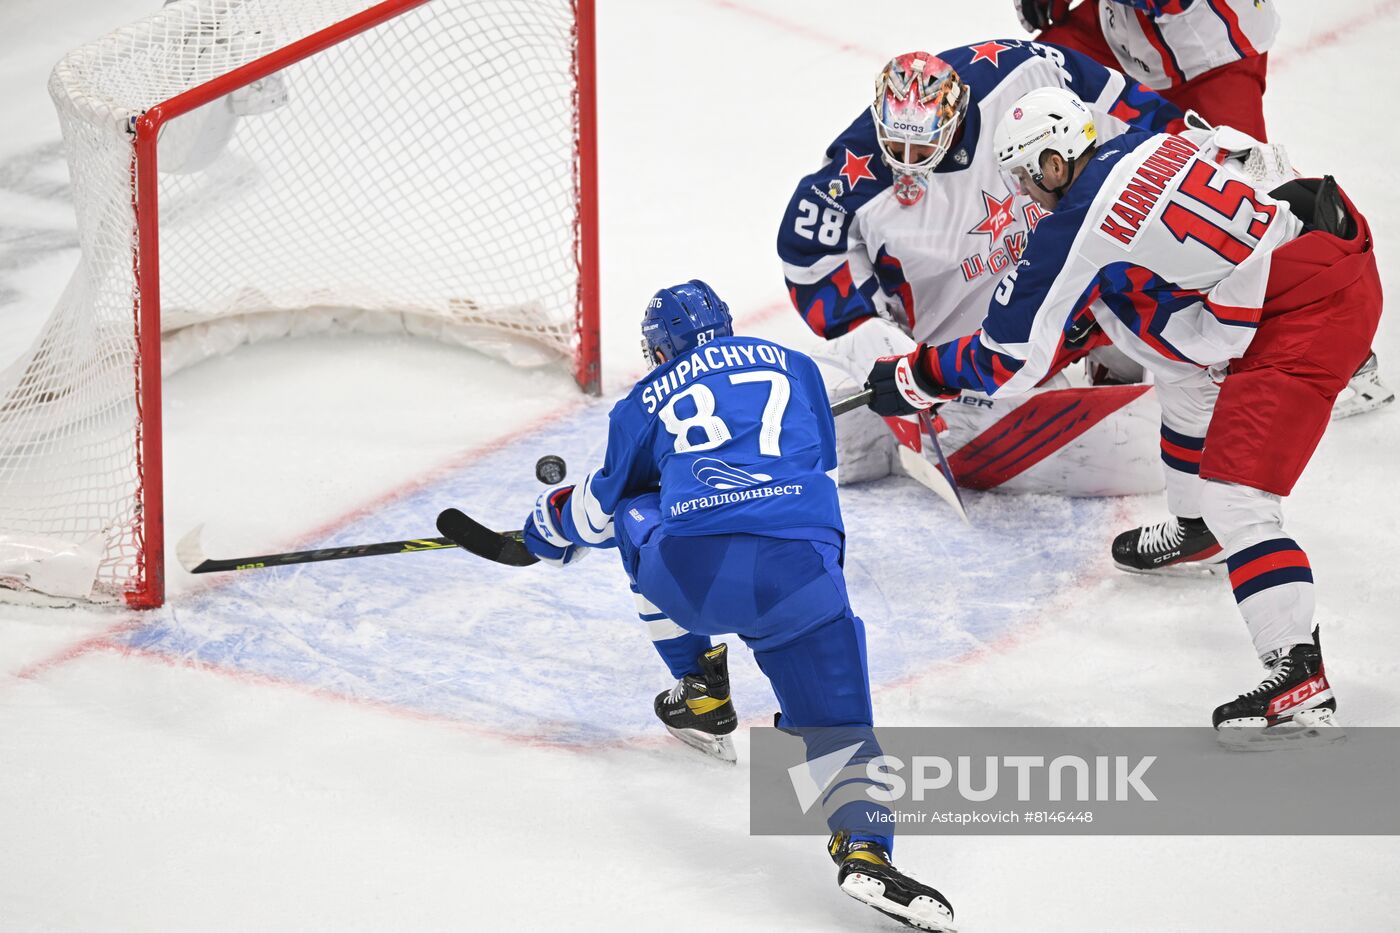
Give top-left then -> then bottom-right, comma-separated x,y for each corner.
938,384 -> 1163,496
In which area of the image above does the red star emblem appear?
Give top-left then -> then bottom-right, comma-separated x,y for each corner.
968,40 -> 1012,67
968,190 -> 1017,244
839,149 -> 876,189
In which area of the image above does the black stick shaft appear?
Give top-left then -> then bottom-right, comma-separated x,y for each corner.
186,537 -> 458,574
830,389 -> 873,417
192,391 -> 876,576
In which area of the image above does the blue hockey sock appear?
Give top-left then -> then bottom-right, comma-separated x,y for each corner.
652,631 -> 713,680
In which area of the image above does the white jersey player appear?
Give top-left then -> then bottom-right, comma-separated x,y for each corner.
1021,0 -> 1393,418
864,86 -> 1382,744
1021,0 -> 1279,115
777,41 -> 1184,495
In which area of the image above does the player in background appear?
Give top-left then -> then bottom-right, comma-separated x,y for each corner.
517,280 -> 955,930
865,87 -> 1379,744
1018,0 -> 1394,418
1019,0 -> 1275,137
779,41 -> 1183,497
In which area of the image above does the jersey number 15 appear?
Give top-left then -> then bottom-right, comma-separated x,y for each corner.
1161,161 -> 1276,264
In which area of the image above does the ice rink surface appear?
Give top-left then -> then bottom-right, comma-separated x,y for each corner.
3,1 -> 1400,930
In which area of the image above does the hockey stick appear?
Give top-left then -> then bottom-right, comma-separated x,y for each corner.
830,388 -> 873,417
180,393 -> 909,576
176,524 -> 458,574
435,508 -> 538,566
917,409 -> 969,524
437,392 -> 875,568
832,387 -> 970,523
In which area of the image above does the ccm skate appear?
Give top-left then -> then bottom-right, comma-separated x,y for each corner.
1112,516 -> 1224,575
1213,628 -> 1343,750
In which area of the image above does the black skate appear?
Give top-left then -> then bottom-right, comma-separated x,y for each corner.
1332,351 -> 1395,420
1213,628 -> 1343,750
1111,516 -> 1223,575
829,831 -> 956,932
654,643 -> 738,763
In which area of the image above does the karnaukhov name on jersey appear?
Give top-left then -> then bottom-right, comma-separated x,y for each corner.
1096,135 -> 1200,247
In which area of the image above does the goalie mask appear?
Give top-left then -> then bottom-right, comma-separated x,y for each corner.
871,52 -> 969,177
641,279 -> 733,367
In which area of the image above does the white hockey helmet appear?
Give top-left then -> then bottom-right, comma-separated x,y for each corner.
993,86 -> 1098,196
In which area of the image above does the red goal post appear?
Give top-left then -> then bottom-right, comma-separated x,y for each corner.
0,0 -> 600,608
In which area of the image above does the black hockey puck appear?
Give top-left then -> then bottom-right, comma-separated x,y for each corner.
535,454 -> 567,485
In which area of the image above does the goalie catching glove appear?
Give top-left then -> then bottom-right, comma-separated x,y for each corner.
865,347 -> 958,417
523,485 -> 589,567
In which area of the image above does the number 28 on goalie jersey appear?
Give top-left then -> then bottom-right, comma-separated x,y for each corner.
554,336 -> 843,549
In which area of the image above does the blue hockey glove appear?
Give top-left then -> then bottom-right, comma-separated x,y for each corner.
866,348 -> 955,417
523,485 -> 588,567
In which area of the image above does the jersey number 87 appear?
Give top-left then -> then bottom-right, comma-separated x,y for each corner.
659,372 -> 791,456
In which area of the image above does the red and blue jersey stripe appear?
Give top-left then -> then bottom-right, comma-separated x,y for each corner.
785,262 -> 882,339
874,246 -> 916,331
1134,8 -> 1187,86
1103,0 -> 1275,89
1094,264 -> 1208,366
1117,0 -> 1197,13
1203,0 -> 1256,58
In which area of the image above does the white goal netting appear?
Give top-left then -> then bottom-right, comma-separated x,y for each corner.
0,0 -> 591,605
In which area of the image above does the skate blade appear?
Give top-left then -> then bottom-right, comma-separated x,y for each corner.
840,873 -> 957,933
1216,708 -> 1346,751
1331,391 -> 1394,420
663,724 -> 737,764
1113,558 -> 1225,578
1331,372 -> 1394,420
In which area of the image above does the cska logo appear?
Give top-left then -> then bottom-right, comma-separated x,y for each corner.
893,174 -> 925,207
959,200 -> 1048,283
968,190 -> 1017,244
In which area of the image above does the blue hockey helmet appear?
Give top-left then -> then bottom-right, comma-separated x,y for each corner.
640,279 -> 733,366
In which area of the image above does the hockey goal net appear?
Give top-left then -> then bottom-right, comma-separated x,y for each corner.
0,0 -> 598,608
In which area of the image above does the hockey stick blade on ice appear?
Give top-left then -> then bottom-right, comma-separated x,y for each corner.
431,389 -> 926,569
918,408 -> 969,525
176,524 -> 458,574
825,388 -> 970,523
435,508 -> 539,567
892,410 -> 970,526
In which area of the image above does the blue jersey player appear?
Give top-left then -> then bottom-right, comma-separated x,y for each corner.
519,281 -> 955,931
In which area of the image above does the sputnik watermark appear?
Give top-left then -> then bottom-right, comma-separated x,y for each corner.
752,727 -> 1400,835
790,744 -> 1156,814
